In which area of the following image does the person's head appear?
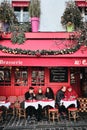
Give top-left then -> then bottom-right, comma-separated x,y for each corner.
29,87 -> 34,93
46,87 -> 50,93
61,86 -> 67,92
67,87 -> 72,92
46,87 -> 53,93
38,88 -> 43,94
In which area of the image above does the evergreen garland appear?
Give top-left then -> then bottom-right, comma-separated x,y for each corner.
0,42 -> 81,56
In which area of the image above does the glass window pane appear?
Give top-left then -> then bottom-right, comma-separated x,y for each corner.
14,12 -> 21,22
14,7 -> 21,12
0,67 -> 11,86
23,12 -> 29,22
15,67 -> 28,86
23,7 -> 28,12
31,67 -> 45,86
14,7 -> 21,22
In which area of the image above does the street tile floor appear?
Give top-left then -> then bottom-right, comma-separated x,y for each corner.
0,112 -> 87,130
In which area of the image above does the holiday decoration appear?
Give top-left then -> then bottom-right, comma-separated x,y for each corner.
61,1 -> 83,30
11,25 -> 26,44
0,41 -> 81,56
0,1 -> 18,24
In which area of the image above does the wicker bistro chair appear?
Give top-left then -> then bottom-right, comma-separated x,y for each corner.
17,107 -> 26,119
68,107 -> 79,122
15,95 -> 26,119
6,96 -> 17,116
48,108 -> 60,122
0,96 -> 6,101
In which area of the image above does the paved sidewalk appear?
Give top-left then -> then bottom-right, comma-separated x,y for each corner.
1,112 -> 87,130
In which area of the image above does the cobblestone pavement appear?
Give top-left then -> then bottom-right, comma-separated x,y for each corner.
1,112 -> 87,130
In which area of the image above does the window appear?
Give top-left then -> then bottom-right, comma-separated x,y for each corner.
23,7 -> 29,22
14,7 -> 29,22
0,67 -> 11,86
31,67 -> 45,86
15,67 -> 28,86
70,67 -> 77,84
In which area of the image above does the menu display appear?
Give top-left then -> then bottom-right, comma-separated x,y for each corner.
50,67 -> 68,82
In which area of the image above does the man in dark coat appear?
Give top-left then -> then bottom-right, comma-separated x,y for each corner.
25,87 -> 36,100
56,86 -> 67,115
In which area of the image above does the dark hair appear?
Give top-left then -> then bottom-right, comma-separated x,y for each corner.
45,87 -> 54,99
46,87 -> 53,92
29,87 -> 34,90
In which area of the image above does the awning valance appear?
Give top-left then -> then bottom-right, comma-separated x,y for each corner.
75,0 -> 87,7
0,57 -> 87,67
12,1 -> 29,7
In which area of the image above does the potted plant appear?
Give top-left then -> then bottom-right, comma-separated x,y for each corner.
61,1 -> 83,32
29,0 -> 41,32
0,1 -> 18,33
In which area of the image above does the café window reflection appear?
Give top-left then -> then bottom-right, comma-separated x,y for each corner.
31,67 -> 45,86
15,67 -> 28,86
0,67 -> 11,86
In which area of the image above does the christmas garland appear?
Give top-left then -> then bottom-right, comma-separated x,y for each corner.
0,42 -> 81,56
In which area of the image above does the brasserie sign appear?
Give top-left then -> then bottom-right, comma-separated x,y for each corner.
0,60 -> 23,66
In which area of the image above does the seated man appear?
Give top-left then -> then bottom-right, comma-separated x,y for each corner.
25,87 -> 36,100
25,87 -> 36,118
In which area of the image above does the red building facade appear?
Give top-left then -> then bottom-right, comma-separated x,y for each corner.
0,32 -> 86,97
0,0 -> 87,98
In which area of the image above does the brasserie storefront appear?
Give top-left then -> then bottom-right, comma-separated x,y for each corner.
0,32 -> 87,97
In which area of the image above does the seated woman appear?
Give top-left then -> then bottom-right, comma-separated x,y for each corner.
65,86 -> 79,108
36,88 -> 45,121
44,87 -> 54,116
65,86 -> 78,100
45,87 -> 54,100
36,88 -> 45,100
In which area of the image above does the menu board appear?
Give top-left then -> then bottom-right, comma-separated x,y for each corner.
50,67 -> 68,82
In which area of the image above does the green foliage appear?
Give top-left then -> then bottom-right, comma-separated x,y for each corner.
0,41 -> 81,55
29,0 -> 41,17
61,0 -> 83,29
11,25 -> 26,44
0,0 -> 18,24
10,22 -> 31,32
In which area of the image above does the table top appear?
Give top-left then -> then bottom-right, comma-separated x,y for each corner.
0,101 -> 11,108
25,99 -> 55,109
61,99 -> 77,108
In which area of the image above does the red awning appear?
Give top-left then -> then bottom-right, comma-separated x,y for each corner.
75,0 -> 87,7
0,39 -> 75,51
12,1 -> 29,7
0,39 -> 87,67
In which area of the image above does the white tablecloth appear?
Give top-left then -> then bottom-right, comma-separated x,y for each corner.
0,101 -> 11,109
60,99 -> 77,108
25,100 -> 55,109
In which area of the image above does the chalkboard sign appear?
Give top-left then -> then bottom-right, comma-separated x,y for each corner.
50,67 -> 68,82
